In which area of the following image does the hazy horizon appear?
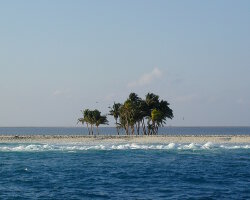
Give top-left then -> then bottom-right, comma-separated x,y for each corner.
1,125 -> 250,128
1,1 -> 250,127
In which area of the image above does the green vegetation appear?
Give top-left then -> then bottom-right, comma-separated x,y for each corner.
109,102 -> 122,135
78,109 -> 108,135
78,92 -> 173,135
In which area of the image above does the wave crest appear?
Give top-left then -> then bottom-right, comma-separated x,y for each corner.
0,142 -> 250,152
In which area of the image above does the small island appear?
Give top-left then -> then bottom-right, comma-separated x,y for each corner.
1,92 -> 249,144
78,92 -> 173,135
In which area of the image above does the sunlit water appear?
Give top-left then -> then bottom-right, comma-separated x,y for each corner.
0,142 -> 250,199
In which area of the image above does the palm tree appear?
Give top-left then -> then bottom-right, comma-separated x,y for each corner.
128,93 -> 142,135
159,100 -> 174,120
145,93 -> 160,135
138,100 -> 148,135
78,109 -> 91,135
86,110 -> 95,135
77,117 -> 86,133
92,109 -> 109,135
109,102 -> 122,135
95,115 -> 109,135
151,109 -> 163,134
144,93 -> 173,135
115,92 -> 174,135
119,100 -> 134,135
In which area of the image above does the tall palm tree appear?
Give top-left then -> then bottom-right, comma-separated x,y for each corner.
86,110 -> 95,135
109,102 -> 121,135
138,100 -> 148,135
144,93 -> 173,135
128,93 -> 142,135
78,109 -> 91,135
119,100 -> 134,135
151,109 -> 163,134
95,115 -> 109,135
145,93 -> 159,134
92,109 -> 109,135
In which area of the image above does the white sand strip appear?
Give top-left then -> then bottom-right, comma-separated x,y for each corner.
0,135 -> 249,144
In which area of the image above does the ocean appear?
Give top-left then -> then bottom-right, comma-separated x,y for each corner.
0,127 -> 250,199
0,126 -> 250,135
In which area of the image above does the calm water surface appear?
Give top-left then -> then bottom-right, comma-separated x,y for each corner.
0,126 -> 250,135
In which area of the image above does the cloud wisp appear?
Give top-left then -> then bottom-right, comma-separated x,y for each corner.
53,89 -> 71,98
53,90 -> 64,96
127,67 -> 162,88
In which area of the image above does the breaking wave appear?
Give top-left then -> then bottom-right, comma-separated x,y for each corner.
0,142 -> 250,152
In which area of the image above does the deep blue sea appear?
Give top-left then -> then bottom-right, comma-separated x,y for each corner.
0,127 -> 250,199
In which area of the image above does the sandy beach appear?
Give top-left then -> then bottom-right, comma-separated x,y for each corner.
0,135 -> 250,144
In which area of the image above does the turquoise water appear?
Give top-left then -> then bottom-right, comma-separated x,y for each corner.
0,142 -> 250,199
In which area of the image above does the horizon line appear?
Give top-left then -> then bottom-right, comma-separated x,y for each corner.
0,126 -> 250,128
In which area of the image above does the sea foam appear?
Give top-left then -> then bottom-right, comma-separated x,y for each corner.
0,142 -> 250,152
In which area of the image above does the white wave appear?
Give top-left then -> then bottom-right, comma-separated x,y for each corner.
166,143 -> 176,149
219,144 -> 250,149
0,142 -> 250,152
202,142 -> 214,149
0,144 -> 53,152
178,143 -> 197,150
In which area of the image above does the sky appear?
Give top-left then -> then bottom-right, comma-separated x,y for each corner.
0,0 -> 250,127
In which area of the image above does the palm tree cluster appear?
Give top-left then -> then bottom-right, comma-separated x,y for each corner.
78,109 -> 108,135
109,93 -> 173,135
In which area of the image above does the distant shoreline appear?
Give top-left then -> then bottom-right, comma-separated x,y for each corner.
0,135 -> 250,144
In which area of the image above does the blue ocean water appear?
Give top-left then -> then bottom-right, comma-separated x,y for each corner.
0,127 -> 250,199
0,126 -> 250,135
0,142 -> 250,199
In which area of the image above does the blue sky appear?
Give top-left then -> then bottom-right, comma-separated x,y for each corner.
0,0 -> 249,126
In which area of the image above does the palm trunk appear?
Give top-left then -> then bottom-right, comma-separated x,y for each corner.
115,119 -> 119,135
151,126 -> 153,135
125,125 -> 128,135
136,122 -> 140,135
153,122 -> 157,135
147,120 -> 151,135
126,117 -> 129,135
125,122 -> 129,135
90,124 -> 93,135
135,123 -> 138,135
97,126 -> 99,135
86,123 -> 90,135
131,125 -> 135,135
142,119 -> 146,135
